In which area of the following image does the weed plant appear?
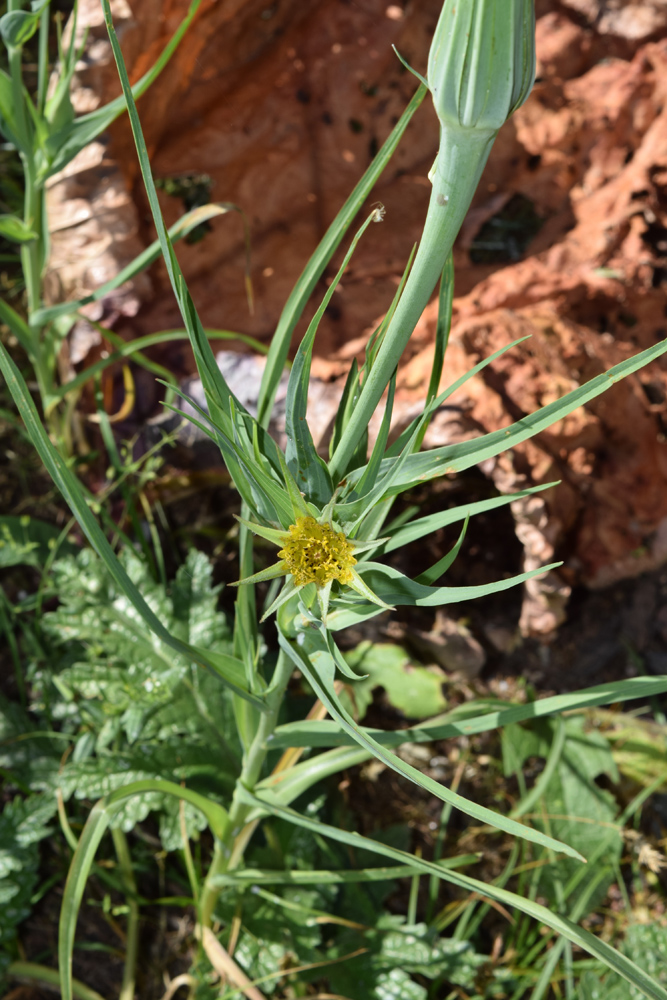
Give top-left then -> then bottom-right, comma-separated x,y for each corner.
2,1 -> 667,999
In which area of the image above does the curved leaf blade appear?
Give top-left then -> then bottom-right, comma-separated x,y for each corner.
59,780 -> 228,1000
236,788 -> 667,1000
326,560 -> 561,630
270,676 -> 667,749
257,82 -> 428,428
379,338 -> 667,489
278,631 -> 584,861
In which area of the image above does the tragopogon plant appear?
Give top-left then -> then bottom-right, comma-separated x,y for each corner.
2,1 -> 667,998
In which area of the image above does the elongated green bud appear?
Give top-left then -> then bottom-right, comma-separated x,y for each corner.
428,0 -> 536,134
329,0 -> 536,482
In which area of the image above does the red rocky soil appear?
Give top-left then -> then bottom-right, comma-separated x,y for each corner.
47,0 -> 667,634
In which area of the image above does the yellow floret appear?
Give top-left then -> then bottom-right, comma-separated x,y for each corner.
278,516 -> 356,588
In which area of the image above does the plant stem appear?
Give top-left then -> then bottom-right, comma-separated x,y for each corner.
6,25 -> 42,318
199,648 -> 293,928
7,962 -> 106,1000
37,1 -> 50,115
6,2 -> 51,404
328,127 -> 495,483
111,827 -> 140,1000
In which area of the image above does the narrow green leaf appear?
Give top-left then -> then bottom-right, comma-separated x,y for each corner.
45,0 -> 203,178
383,338 -> 667,486
336,338 -> 531,522
233,510 -> 261,694
276,449 -> 311,521
236,789 -> 667,1000
284,212 -> 378,505
59,800 -> 115,1000
257,82 -> 428,428
95,0 -> 255,464
416,512 -> 468,585
261,577 -> 298,623
327,560 -> 561,630
48,329 -> 267,407
0,68 -> 22,150
59,780 -> 229,1000
233,561 -> 287,587
106,779 -> 229,836
336,396 -> 427,528
415,251 -> 454,449
257,745 -> 371,804
0,214 -> 37,243
278,631 -> 584,861
353,371 -> 396,498
163,377 -> 289,526
347,567 -> 394,612
229,402 -> 295,527
382,482 -> 555,554
209,865 -> 446,889
270,676 -> 667,749
329,359 -> 362,462
7,962 -> 105,1000
30,205 -> 240,327
385,334 -> 530,459
236,517 -> 286,545
363,244 -> 417,376
510,715 -> 567,819
0,296 -> 35,355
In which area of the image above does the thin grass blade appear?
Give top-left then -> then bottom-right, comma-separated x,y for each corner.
385,339 -> 667,484
327,560 -> 561,630
415,251 -> 454,449
59,780 -> 229,1000
284,212 -> 377,504
31,204 -> 241,327
415,512 -> 469,585
382,481 -> 556,554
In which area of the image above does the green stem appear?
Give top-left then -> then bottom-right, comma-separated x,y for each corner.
328,126 -> 495,483
199,648 -> 293,928
6,3 -> 50,399
7,962 -> 106,1000
7,37 -> 41,317
111,828 -> 140,1000
36,0 -> 50,115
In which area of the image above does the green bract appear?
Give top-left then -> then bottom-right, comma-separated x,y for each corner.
428,0 -> 536,133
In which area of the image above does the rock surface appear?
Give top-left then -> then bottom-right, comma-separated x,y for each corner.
47,0 -> 667,619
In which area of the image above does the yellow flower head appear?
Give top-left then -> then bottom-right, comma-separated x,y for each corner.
233,510 -> 391,623
278,516 -> 356,588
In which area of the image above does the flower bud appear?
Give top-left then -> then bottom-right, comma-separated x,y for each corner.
427,0 -> 536,134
